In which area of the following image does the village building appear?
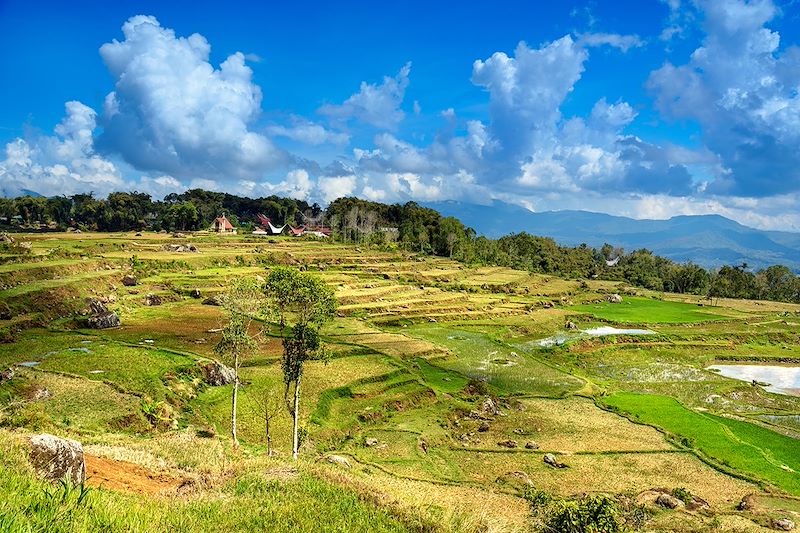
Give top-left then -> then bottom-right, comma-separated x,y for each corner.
212,214 -> 237,234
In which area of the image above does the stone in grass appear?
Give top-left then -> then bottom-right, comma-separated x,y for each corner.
543,453 -> 567,468
322,455 -> 352,469
189,289 -> 202,299
606,294 -> 624,304
482,397 -> 500,416
737,494 -> 757,511
656,493 -> 683,509
497,440 -> 517,448
364,437 -> 379,447
30,387 -> 51,401
774,519 -> 795,531
0,367 -> 13,383
525,441 -> 539,450
88,311 -> 121,329
29,434 -> 86,485
478,421 -> 490,432
202,361 -> 236,386
144,294 -> 162,306
121,274 -> 138,286
565,320 -> 578,330
202,296 -> 223,306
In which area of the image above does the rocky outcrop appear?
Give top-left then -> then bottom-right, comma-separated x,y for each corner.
88,311 -> 121,329
606,294 -> 624,304
481,397 -> 500,416
202,361 -> 236,386
29,434 -> 86,485
86,299 -> 121,329
162,243 -> 198,253
656,493 -> 683,509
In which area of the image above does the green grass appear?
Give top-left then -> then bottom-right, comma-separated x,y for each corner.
570,297 -> 731,324
603,392 -> 800,495
406,326 -> 584,396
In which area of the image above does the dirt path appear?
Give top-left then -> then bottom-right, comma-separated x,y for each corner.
85,454 -> 182,495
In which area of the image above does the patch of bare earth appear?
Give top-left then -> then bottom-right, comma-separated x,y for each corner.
85,454 -> 182,495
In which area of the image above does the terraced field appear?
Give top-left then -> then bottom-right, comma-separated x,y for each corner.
1,231 -> 800,532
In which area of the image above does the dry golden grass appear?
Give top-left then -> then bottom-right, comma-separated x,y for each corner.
449,449 -> 756,507
469,398 -> 673,453
314,463 -> 532,533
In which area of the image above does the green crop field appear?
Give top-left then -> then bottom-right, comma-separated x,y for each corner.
570,296 -> 737,324
2,232 -> 800,532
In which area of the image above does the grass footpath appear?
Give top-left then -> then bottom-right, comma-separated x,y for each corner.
602,392 -> 800,495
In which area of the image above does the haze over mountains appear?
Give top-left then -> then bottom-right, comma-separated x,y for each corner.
427,201 -> 800,272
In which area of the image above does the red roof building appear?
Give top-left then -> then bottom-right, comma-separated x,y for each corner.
213,215 -> 236,234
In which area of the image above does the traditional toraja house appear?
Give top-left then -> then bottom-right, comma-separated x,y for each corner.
212,214 -> 236,234
254,214 -> 287,235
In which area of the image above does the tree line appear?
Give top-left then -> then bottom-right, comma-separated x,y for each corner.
2,191 -> 799,303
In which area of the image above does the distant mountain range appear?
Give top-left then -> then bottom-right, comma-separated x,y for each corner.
425,200 -> 800,272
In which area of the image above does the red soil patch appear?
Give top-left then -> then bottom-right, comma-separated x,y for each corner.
85,455 -> 182,495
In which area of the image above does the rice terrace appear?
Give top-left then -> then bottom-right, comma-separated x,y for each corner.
3,1 -> 800,532
0,218 -> 799,532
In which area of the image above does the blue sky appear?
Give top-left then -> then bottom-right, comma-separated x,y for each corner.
1,0 -> 800,230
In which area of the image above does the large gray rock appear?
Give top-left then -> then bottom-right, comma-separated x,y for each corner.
87,298 -> 108,315
481,397 -> 500,416
88,311 -> 120,329
202,361 -> 236,386
774,518 -> 795,531
29,434 -> 86,485
656,493 -> 683,509
606,294 -> 624,304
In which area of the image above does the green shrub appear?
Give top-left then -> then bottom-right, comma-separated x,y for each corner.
545,495 -> 623,533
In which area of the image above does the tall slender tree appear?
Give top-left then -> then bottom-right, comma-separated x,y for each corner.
215,277 -> 262,448
264,267 -> 337,459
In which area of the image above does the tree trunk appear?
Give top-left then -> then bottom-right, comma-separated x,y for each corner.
265,406 -> 272,456
292,375 -> 301,459
232,353 -> 239,448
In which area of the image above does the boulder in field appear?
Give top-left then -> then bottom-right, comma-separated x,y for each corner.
525,441 -> 539,450
87,298 -> 108,315
29,434 -> 86,485
364,437 -> 379,447
88,311 -> 120,329
565,320 -> 578,330
497,439 -> 518,448
481,397 -> 500,416
202,296 -> 222,306
322,454 -> 351,469
189,289 -> 202,299
737,494 -> 757,511
606,294 -> 624,304
121,274 -> 138,286
478,421 -> 490,432
543,453 -> 567,468
774,519 -> 795,531
202,361 -> 236,386
144,294 -> 162,306
656,493 -> 683,509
